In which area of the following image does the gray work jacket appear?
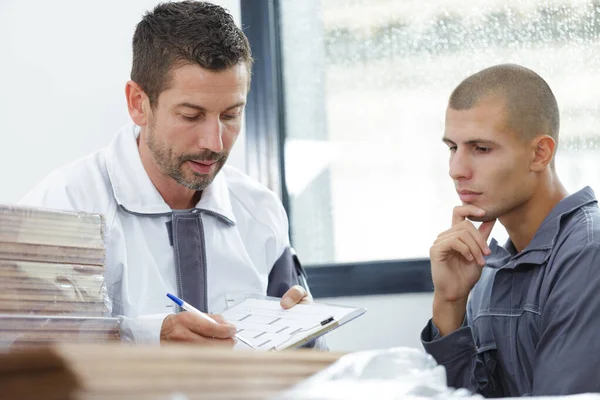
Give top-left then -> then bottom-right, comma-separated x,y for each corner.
422,186 -> 600,397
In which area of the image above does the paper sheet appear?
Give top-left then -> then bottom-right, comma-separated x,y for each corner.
222,298 -> 364,351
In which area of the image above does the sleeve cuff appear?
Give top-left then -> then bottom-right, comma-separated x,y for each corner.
300,336 -> 329,351
421,319 -> 476,365
119,313 -> 172,345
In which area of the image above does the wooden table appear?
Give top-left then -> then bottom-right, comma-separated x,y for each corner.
0,343 -> 344,400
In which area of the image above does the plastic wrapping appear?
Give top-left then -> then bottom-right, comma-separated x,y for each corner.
0,260 -> 108,316
278,347 -> 600,400
277,347 -> 481,400
0,204 -> 118,349
0,315 -> 120,350
0,204 -> 106,265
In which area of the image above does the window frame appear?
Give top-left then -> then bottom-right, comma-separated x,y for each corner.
240,0 -> 432,298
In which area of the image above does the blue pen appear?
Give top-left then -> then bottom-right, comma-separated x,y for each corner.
166,293 -> 255,349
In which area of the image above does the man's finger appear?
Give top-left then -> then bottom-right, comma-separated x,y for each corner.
170,328 -> 206,343
461,222 -> 492,256
182,313 -> 237,339
200,320 -> 237,339
176,329 -> 235,347
456,230 -> 486,265
281,285 -> 308,309
434,224 -> 488,264
479,220 -> 496,241
210,314 -> 228,324
433,237 -> 473,262
436,220 -> 476,243
452,205 -> 486,226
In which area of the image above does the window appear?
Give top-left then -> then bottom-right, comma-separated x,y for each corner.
278,0 -> 600,266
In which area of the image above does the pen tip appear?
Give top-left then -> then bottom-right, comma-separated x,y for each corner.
166,293 -> 183,307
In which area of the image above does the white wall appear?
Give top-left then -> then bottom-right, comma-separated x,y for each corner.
0,0 -> 243,204
320,293 -> 433,352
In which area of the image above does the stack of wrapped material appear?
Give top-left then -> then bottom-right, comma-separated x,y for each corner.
0,205 -> 120,349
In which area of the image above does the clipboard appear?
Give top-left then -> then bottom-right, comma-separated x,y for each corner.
221,296 -> 366,351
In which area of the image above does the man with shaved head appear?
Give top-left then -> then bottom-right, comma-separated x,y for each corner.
421,64 -> 600,396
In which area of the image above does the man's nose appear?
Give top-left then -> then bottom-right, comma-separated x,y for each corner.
197,117 -> 224,153
449,150 -> 472,181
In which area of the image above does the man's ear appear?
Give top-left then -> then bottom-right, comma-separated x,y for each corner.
530,135 -> 556,172
125,80 -> 150,127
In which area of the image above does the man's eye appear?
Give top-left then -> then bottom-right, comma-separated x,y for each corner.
476,146 -> 491,153
448,146 -> 457,152
221,114 -> 240,121
182,115 -> 199,122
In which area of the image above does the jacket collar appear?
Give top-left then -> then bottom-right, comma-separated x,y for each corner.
486,186 -> 597,269
104,122 -> 236,225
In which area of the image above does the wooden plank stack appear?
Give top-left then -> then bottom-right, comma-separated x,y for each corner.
0,342 -> 344,400
0,205 -> 119,349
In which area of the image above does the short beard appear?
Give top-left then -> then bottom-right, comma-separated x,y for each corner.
145,123 -> 228,192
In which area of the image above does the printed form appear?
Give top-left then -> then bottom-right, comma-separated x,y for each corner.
222,298 -> 365,351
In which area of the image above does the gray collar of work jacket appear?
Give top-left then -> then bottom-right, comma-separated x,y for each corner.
486,185 -> 598,270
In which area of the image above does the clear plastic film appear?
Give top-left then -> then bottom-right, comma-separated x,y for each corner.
277,347 -> 600,400
0,204 -> 118,350
276,347 -> 481,400
0,204 -> 106,265
0,314 -> 120,350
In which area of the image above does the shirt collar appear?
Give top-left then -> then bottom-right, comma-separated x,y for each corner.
486,186 -> 597,268
104,122 -> 236,225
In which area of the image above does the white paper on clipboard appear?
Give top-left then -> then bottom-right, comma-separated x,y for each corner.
221,296 -> 366,351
